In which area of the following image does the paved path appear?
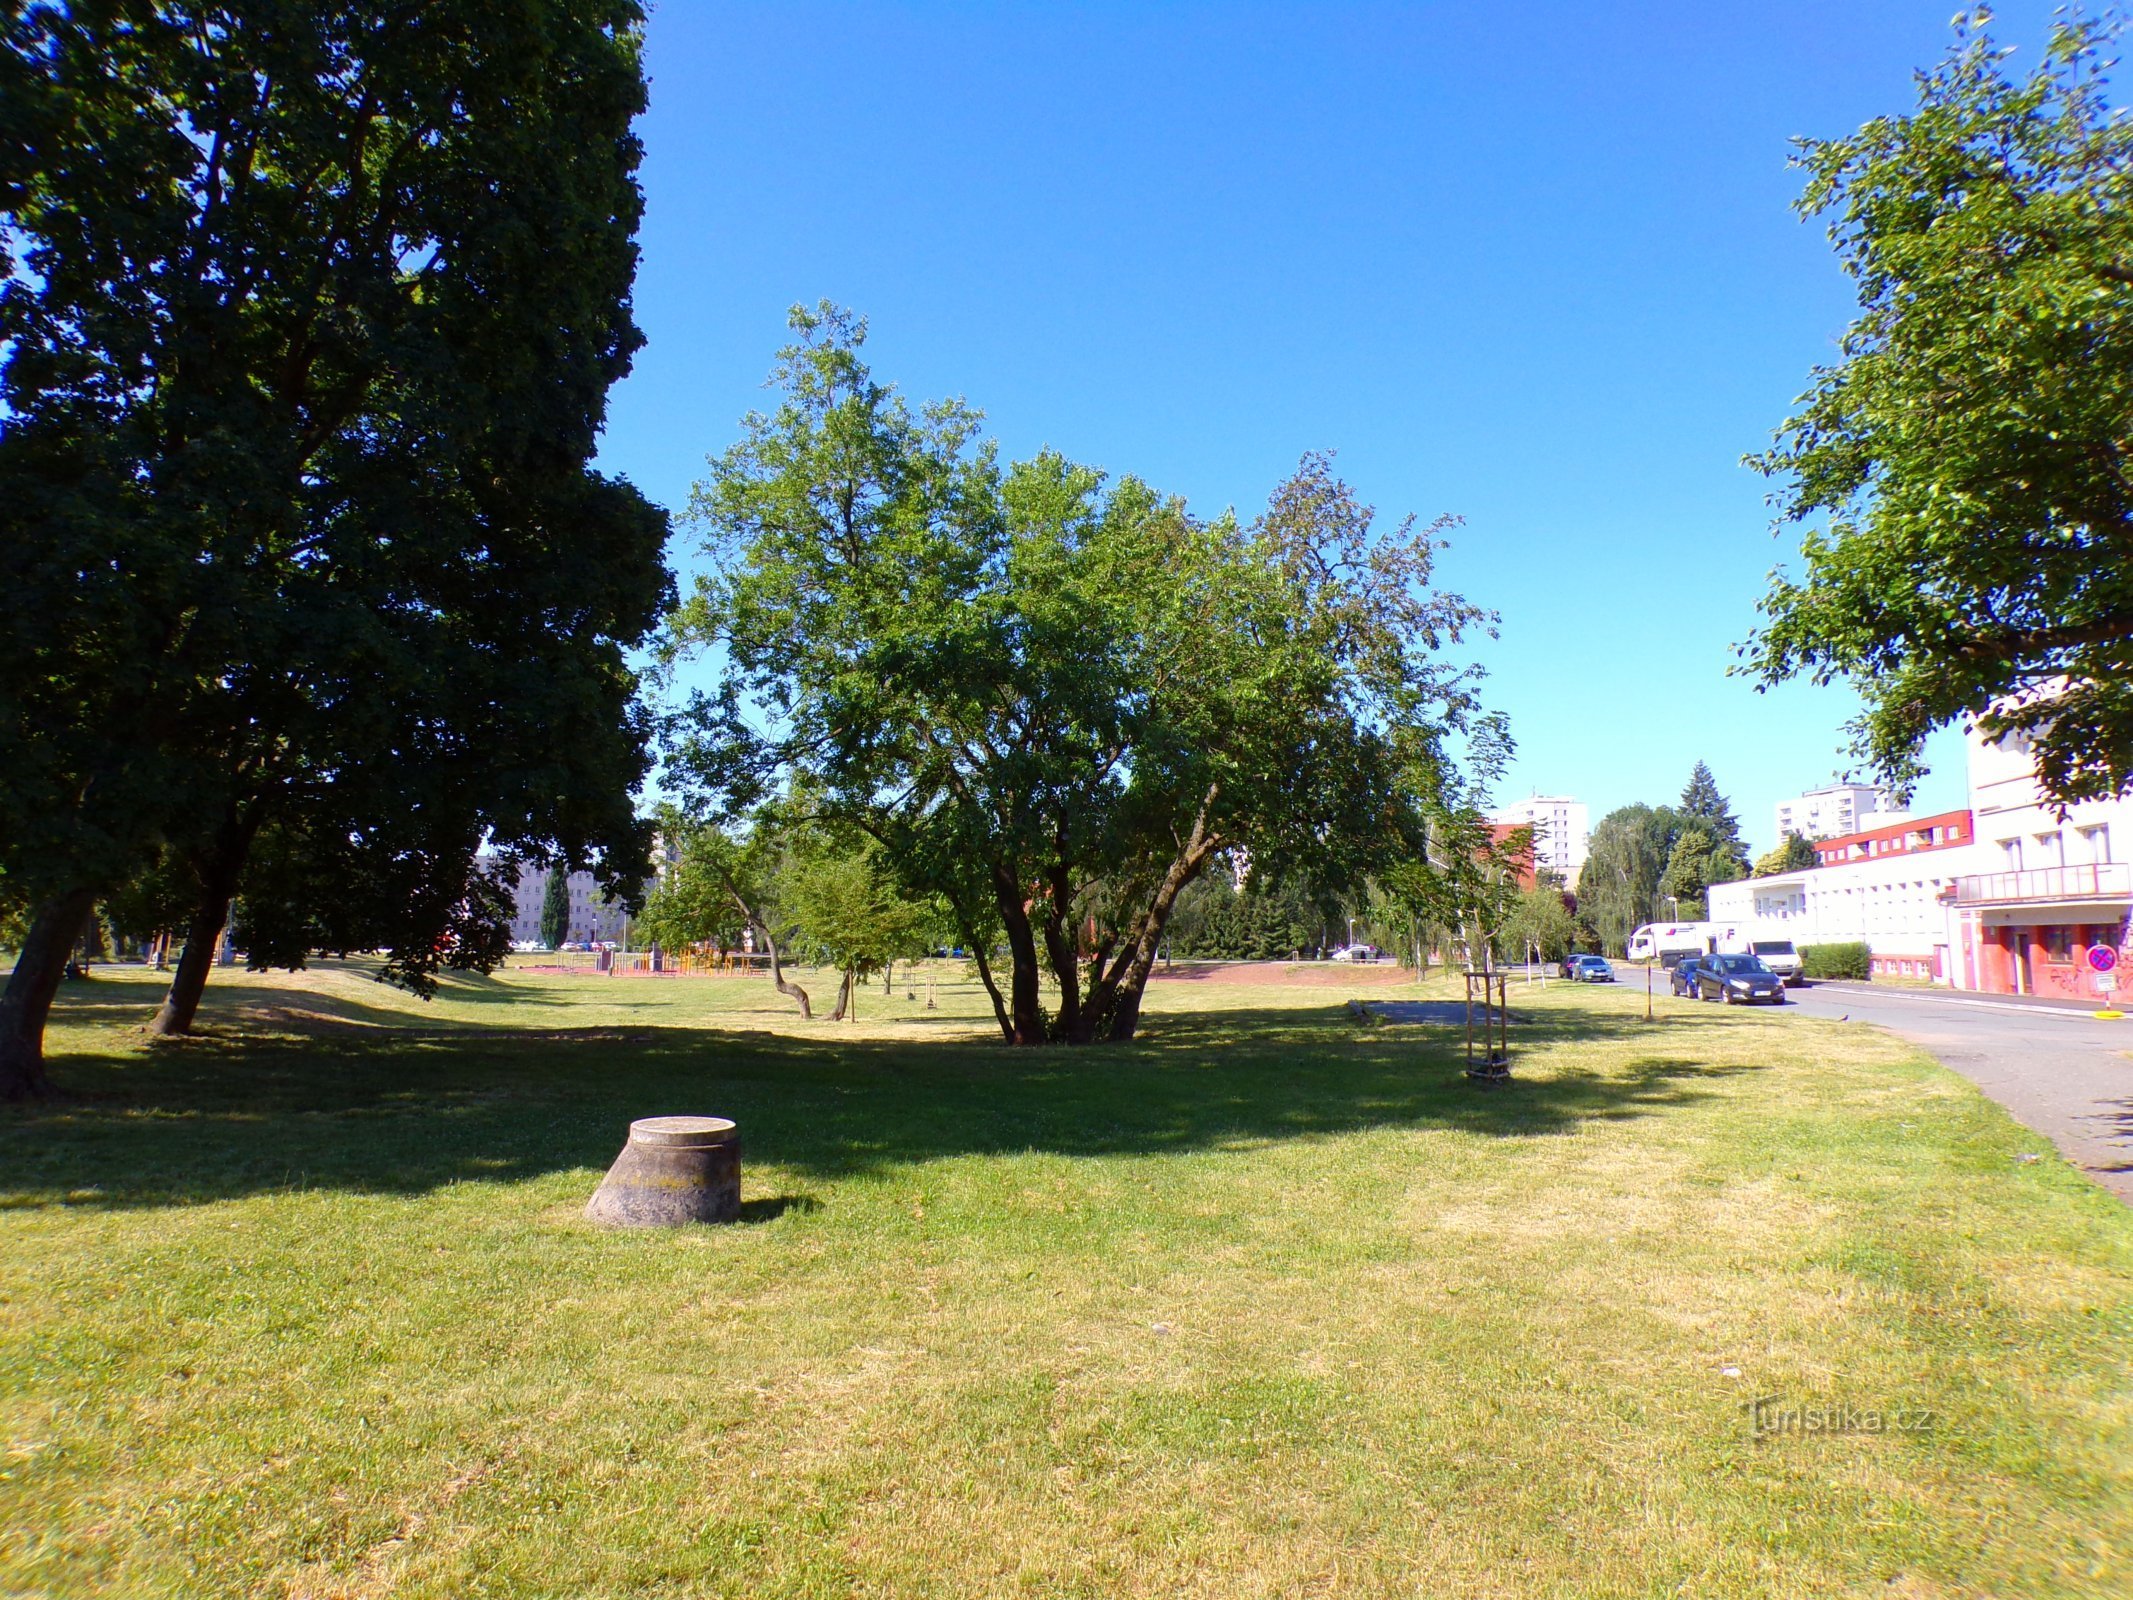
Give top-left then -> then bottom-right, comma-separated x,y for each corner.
1775,980 -> 2133,1202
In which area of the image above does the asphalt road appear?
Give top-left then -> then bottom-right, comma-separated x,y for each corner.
1704,975 -> 2133,1203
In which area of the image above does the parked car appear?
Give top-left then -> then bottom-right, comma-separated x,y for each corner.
1556,952 -> 1583,979
1695,952 -> 1787,1004
1329,944 -> 1379,962
1670,956 -> 1704,997
1570,955 -> 1615,983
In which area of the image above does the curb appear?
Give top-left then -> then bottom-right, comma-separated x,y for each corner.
1802,985 -> 2123,1024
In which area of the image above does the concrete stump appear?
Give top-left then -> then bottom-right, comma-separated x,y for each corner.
585,1116 -> 740,1226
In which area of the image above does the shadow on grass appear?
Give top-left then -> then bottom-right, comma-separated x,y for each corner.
2,997 -> 1770,1211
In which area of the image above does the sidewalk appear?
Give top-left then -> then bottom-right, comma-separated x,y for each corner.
1804,978 -> 2123,1019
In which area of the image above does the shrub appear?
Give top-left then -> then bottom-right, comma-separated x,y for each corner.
1800,941 -> 1872,980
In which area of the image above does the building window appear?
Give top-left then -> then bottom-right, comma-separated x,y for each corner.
2081,825 -> 2112,865
2001,838 -> 2023,871
2035,831 -> 2065,869
2043,925 -> 2073,963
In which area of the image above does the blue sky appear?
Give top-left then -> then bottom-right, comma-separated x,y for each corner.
598,1 -> 2071,854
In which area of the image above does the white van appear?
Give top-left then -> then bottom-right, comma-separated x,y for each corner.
1627,923 -> 1714,966
1709,923 -> 1804,985
1747,938 -> 1803,985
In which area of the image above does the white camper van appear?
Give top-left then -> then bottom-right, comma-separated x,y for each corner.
1709,924 -> 1804,985
1626,923 -> 1714,967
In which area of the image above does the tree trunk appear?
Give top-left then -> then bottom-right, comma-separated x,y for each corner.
150,879 -> 238,1039
993,878 -> 1047,1045
945,897 -> 1013,1042
1098,839 -> 1222,1043
759,921 -> 812,1019
0,889 -> 96,1101
1040,913 -> 1082,1043
826,966 -> 853,1022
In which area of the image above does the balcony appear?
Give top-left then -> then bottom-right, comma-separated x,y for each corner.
1951,862 -> 2133,907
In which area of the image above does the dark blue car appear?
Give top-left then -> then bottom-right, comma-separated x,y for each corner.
1695,952 -> 1787,1004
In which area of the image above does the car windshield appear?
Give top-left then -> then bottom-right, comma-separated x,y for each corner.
1713,955 -> 1767,974
1751,941 -> 1794,956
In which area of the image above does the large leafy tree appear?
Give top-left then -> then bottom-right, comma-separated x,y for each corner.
1574,804 -> 1691,954
669,306 -> 1493,1044
638,811 -> 819,1017
0,2 -> 669,1096
1658,828 -> 1744,921
1746,8 -> 2133,805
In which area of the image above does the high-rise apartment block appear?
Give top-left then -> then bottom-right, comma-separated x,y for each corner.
1488,794 -> 1589,887
1772,782 -> 1893,845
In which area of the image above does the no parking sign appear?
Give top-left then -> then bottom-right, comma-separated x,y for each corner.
2090,944 -> 2119,993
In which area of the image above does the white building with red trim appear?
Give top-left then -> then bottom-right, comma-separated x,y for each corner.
1711,728 -> 2133,997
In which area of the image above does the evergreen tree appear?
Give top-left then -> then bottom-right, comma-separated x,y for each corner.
541,871 -> 571,951
1679,762 -> 1742,845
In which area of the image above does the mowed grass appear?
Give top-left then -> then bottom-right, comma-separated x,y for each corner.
3,961 -> 2131,1599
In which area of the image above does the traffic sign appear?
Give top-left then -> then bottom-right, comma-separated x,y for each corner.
2088,945 -> 2120,974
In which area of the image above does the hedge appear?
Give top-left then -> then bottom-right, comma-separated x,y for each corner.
1799,941 -> 1872,981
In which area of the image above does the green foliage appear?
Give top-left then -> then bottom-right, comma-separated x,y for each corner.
1678,761 -> 1743,846
782,833 -> 937,981
668,306 -> 1493,1043
0,1 -> 671,1062
228,818 -> 517,996
1574,804 -> 1688,955
1800,942 -> 1873,981
1500,884 -> 1576,963
1754,834 -> 1821,877
1659,825 -> 1747,921
540,871 -> 572,952
1164,874 -> 1325,960
636,844 -> 748,957
1747,10 -> 2133,805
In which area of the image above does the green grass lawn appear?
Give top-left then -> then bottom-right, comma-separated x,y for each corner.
3,960 -> 2130,1598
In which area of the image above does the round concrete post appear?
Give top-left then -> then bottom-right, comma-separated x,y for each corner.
585,1115 -> 741,1226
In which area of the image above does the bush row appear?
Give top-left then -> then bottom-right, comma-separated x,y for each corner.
1799,941 -> 1872,980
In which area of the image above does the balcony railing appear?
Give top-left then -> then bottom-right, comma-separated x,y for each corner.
1951,862 -> 2133,906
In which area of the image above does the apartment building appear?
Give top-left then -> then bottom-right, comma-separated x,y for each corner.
1771,782 -> 1895,846
499,863 -> 635,947
1487,794 -> 1589,888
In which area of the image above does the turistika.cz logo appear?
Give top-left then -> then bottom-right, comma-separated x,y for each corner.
1749,1395 -> 1936,1440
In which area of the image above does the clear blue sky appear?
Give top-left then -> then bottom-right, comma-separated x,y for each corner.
597,1 -> 2071,854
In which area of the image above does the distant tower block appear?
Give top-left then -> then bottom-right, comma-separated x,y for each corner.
585,1116 -> 741,1226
